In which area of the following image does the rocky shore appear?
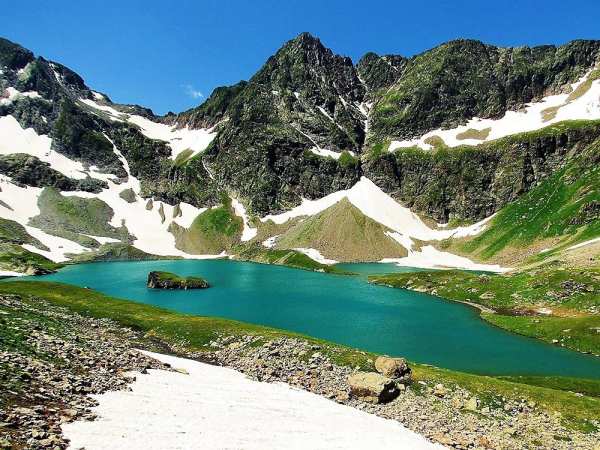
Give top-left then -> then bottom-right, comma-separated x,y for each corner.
1,293 -> 599,449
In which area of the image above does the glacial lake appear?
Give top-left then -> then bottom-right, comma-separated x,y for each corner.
22,259 -> 600,378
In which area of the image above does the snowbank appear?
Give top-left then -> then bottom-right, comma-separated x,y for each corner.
567,236 -> 600,251
262,177 -> 508,272
231,198 -> 257,242
293,247 -> 338,265
62,350 -> 443,450
382,245 -> 510,273
80,98 -> 216,159
389,68 -> 600,151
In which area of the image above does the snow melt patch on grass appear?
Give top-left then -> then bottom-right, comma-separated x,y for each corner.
62,350 -> 442,450
0,87 -> 41,106
231,198 -> 257,242
262,177 -> 490,241
293,247 -> 338,265
0,176 -> 89,262
0,115 -> 91,180
389,69 -> 600,151
262,177 -> 507,272
309,146 -> 355,160
382,245 -> 510,273
80,98 -> 216,159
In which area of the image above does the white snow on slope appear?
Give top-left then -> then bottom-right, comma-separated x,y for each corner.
262,177 -> 507,272
63,350 -> 443,450
0,270 -> 25,277
293,248 -> 338,265
309,146 -> 355,160
263,177 -> 489,241
567,236 -> 600,251
80,98 -> 216,160
0,87 -> 41,106
382,245 -> 509,273
59,139 -> 209,258
231,198 -> 257,242
389,69 -> 600,151
0,116 -> 90,179
0,177 -> 89,262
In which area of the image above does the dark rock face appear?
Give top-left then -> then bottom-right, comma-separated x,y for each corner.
147,271 -> 209,290
0,153 -> 107,193
2,34 -> 600,224
368,39 -> 600,142
364,124 -> 600,222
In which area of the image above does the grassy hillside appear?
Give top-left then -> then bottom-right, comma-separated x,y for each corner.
0,217 -> 48,250
233,244 -> 348,274
169,196 -> 242,254
448,137 -> 600,264
369,265 -> 600,355
29,188 -> 130,247
0,280 -> 598,432
275,198 -> 408,262
0,243 -> 61,274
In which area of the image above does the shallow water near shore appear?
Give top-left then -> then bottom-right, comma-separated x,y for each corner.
22,259 -> 600,378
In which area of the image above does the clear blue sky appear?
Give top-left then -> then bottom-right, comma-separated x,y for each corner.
4,0 -> 600,114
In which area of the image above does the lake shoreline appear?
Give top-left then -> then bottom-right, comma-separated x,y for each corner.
2,290 -> 598,450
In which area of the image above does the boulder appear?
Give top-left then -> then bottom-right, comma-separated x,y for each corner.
374,356 -> 411,381
347,372 -> 399,404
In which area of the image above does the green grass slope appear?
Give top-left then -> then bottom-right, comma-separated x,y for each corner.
275,198 -> 408,262
452,137 -> 600,264
369,266 -> 600,355
169,196 -> 242,254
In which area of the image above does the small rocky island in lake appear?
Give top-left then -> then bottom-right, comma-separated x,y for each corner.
147,271 -> 209,290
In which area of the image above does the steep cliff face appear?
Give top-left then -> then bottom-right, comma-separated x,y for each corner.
364,122 -> 600,222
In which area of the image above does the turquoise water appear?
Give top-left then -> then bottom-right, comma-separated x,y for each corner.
22,259 -> 600,378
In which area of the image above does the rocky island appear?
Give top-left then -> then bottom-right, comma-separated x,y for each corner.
147,271 -> 209,290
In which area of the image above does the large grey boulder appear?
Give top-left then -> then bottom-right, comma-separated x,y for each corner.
374,356 -> 411,381
347,372 -> 399,404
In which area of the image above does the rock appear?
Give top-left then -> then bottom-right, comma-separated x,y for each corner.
464,397 -> 479,411
147,271 -> 209,290
479,292 -> 495,300
433,383 -> 450,398
374,356 -> 411,380
347,372 -> 399,404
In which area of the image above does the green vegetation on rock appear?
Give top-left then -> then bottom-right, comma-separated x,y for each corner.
29,188 -> 130,246
169,196 -> 242,254
147,271 -> 209,289
0,243 -> 61,275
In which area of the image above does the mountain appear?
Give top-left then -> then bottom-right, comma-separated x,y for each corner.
0,33 -> 599,274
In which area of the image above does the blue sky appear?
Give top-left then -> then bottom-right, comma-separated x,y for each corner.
4,0 -> 600,114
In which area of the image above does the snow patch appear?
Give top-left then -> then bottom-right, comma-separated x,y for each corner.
262,235 -> 279,248
63,350 -> 442,450
309,146 -> 354,160
0,87 -> 41,106
382,245 -> 510,273
293,247 -> 338,265
231,198 -> 257,242
0,270 -> 25,277
389,69 -> 600,152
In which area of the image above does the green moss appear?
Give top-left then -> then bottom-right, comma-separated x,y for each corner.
173,149 -> 195,168
30,188 -> 128,242
338,151 -> 359,168
148,271 -> 209,289
234,244 -> 349,274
